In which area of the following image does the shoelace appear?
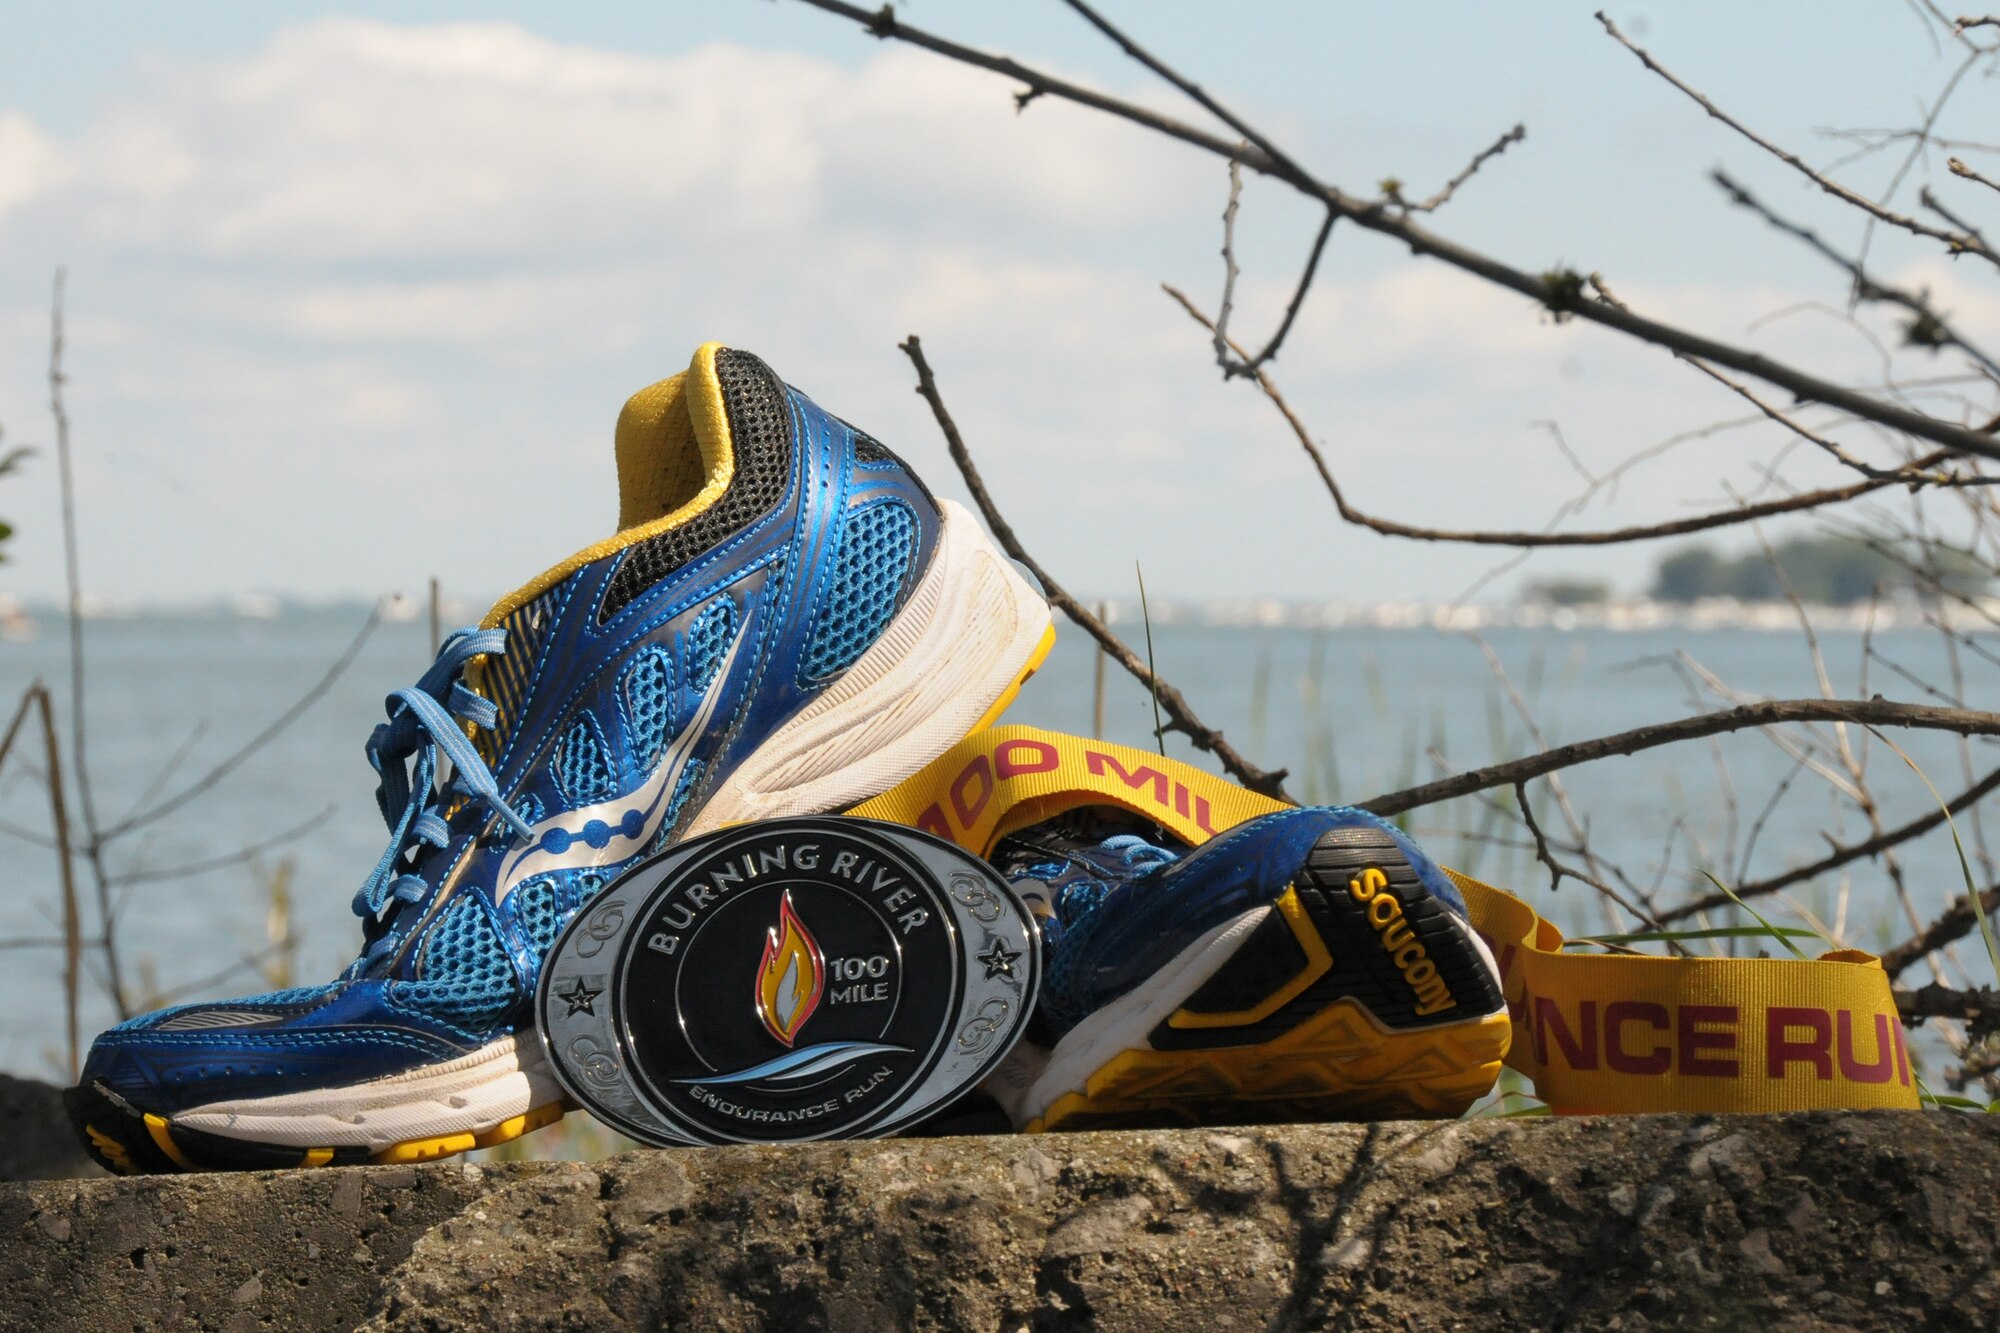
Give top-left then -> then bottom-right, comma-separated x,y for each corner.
1046,834 -> 1179,930
347,627 -> 536,973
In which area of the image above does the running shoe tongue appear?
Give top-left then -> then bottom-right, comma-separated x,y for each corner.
613,342 -> 736,530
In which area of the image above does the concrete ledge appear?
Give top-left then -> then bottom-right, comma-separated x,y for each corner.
5,1111 -> 1995,1331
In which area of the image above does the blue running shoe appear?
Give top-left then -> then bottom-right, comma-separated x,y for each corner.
68,343 -> 1054,1173
982,805 -> 1509,1132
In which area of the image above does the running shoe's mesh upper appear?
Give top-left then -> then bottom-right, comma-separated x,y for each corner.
620,643 -> 677,770
852,432 -> 893,464
506,870 -> 610,956
511,879 -> 565,955
401,897 -> 519,1031
685,597 -> 736,690
602,349 -> 793,619
556,713 -> 616,805
113,984 -> 341,1031
799,501 -> 918,683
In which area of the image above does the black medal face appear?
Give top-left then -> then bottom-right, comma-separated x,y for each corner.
536,817 -> 1040,1146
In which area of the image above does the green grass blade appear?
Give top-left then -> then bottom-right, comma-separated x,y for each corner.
1864,726 -> 2000,986
1135,562 -> 1166,758
1698,870 -> 1812,959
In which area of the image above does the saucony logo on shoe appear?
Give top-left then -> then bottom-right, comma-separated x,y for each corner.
1347,865 -> 1458,1017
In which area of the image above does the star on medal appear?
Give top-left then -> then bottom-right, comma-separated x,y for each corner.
556,976 -> 601,1017
977,937 -> 1022,980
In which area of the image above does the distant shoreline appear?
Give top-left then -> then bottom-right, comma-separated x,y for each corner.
4,592 -> 1993,635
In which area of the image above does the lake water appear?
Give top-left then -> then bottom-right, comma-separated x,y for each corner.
1,607 -> 1993,1079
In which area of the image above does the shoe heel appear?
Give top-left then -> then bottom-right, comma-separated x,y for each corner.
689,500 -> 1054,833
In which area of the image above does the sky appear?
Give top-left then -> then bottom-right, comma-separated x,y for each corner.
1,1 -> 1996,611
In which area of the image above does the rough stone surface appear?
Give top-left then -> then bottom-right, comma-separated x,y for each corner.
5,1112 -> 1998,1331
0,1074 -> 102,1182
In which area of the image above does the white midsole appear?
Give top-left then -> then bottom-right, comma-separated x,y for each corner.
172,1034 -> 561,1151
688,498 -> 1052,834
983,908 -> 1270,1127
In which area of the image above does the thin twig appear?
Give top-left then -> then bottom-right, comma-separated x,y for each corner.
1712,171 -> 2000,379
897,334 -> 1288,796
48,268 -> 126,1018
101,603 -> 382,839
1212,159 -> 1245,371
30,684 -> 82,1080
1361,698 -> 2000,818
107,806 -> 336,888
1949,155 -> 2000,195
1598,11 -> 1996,269
1402,124 -> 1527,213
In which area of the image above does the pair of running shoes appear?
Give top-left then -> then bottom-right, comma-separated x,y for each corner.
67,344 -> 1508,1174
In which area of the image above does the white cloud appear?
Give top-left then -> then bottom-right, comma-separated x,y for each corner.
0,18 -> 1963,610
0,111 -> 69,221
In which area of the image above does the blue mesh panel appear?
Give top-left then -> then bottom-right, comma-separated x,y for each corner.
117,983 -> 341,1031
685,598 -> 737,691
621,643 -> 678,770
652,758 -> 707,851
799,501 -> 917,683
397,896 -> 520,1032
511,878 -> 565,955
556,713 -> 616,806
505,871 -> 612,960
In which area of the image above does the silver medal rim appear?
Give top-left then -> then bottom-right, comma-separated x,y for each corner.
534,816 -> 1041,1147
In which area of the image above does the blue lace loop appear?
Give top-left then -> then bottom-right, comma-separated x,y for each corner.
349,627 -> 535,970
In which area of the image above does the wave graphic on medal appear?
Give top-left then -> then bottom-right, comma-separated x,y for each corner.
536,817 -> 1040,1146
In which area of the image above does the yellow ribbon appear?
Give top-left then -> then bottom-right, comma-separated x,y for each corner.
851,725 -> 1919,1113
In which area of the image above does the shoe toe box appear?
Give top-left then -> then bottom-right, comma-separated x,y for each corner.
81,981 -> 483,1115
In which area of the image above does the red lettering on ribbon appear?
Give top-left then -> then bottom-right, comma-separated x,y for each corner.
949,755 -> 994,828
1604,1001 -> 1671,1075
1084,750 -> 1169,805
1765,1006 -> 1832,1080
1836,1010 -> 1895,1085
1532,996 -> 1599,1071
995,739 -> 1059,779
1679,1005 -> 1740,1078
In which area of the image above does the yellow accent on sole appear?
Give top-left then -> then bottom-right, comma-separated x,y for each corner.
1166,888 -> 1332,1030
1026,1004 -> 1512,1134
372,1131 -> 477,1165
472,1101 -> 566,1149
300,1147 -> 335,1168
968,623 -> 1056,735
142,1113 -> 197,1171
85,1124 -> 136,1175
361,1102 -> 567,1167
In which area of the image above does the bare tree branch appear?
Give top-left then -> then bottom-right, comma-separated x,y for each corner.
1361,698 -> 2000,818
1949,154 -> 2000,195
1898,981 -> 2000,1037
1598,11 -> 1997,269
1164,282 -> 1966,546
795,0 -> 2000,463
1662,763 -> 2000,923
1881,881 -> 2000,976
100,603 -> 382,840
1713,171 -> 2000,378
897,334 -> 1289,797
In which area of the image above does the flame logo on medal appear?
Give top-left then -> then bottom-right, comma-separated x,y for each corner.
755,890 -> 825,1047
